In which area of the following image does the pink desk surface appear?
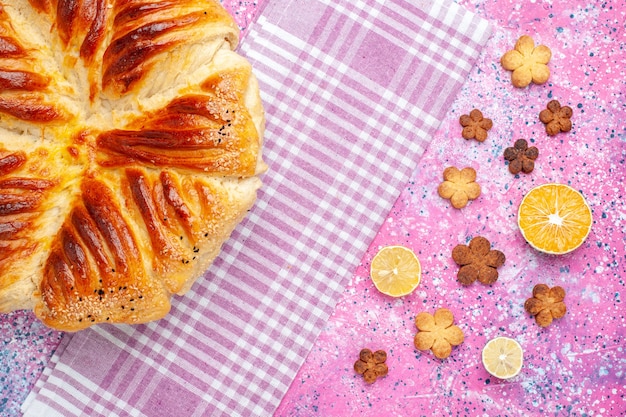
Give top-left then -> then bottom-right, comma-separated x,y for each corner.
1,1 -> 624,416
275,1 -> 626,416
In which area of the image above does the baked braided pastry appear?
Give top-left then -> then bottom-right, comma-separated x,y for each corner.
0,0 -> 265,331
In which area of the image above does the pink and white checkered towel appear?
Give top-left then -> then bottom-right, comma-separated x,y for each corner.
22,1 -> 490,416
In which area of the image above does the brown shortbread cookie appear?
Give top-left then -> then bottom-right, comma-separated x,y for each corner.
524,284 -> 567,327
539,100 -> 573,136
354,348 -> 388,383
504,139 -> 539,174
452,236 -> 506,285
460,109 -> 493,142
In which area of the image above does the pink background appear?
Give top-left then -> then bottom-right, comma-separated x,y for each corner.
1,1 -> 624,416
275,0 -> 626,416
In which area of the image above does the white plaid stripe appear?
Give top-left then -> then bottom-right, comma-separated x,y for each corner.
22,1 -> 491,416
248,19 -> 440,135
321,0 -> 471,82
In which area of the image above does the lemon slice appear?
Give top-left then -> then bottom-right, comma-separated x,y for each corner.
482,337 -> 524,379
370,246 -> 421,297
518,183 -> 592,255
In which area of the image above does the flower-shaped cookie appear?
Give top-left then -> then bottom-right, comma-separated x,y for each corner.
524,284 -> 567,327
539,100 -> 573,136
503,139 -> 539,174
354,348 -> 389,383
414,308 -> 464,359
437,167 -> 481,209
501,35 -> 551,88
460,109 -> 493,142
452,236 -> 506,285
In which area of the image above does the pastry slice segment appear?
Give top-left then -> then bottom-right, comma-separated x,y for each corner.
35,179 -> 172,331
0,146 -> 78,313
0,4 -> 70,125
97,48 -> 264,176
102,0 -> 239,99
123,168 -> 260,295
35,168 -> 260,331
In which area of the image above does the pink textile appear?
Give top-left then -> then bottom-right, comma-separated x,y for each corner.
20,1 -> 491,416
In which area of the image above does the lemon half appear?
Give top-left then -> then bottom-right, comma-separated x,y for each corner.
482,336 -> 524,379
370,246 -> 421,297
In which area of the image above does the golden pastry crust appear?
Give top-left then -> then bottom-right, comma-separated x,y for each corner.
353,348 -> 388,384
501,35 -> 551,88
452,236 -> 505,285
0,5 -> 69,124
539,100 -> 573,136
437,166 -> 481,209
459,109 -> 492,142
414,308 -> 464,359
0,0 -> 265,331
524,284 -> 567,327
